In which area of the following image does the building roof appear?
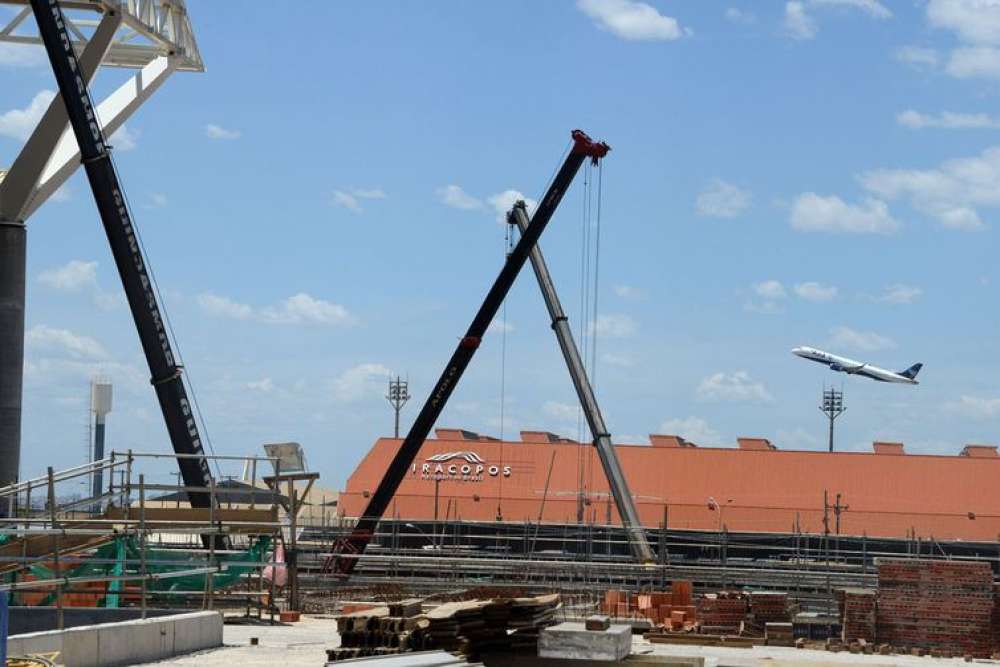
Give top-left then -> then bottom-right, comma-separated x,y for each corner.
338,428 -> 1000,541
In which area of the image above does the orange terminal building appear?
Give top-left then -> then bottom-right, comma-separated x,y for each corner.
338,428 -> 1000,542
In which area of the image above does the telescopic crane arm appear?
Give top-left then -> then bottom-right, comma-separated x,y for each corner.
29,0 -> 218,520
331,130 -> 609,576
507,202 -> 656,564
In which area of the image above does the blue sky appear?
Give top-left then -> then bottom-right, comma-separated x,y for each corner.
2,0 -> 1000,488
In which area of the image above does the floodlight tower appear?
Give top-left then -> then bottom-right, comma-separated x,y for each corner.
90,378 -> 112,501
0,0 -> 203,513
820,387 -> 846,452
386,377 -> 410,438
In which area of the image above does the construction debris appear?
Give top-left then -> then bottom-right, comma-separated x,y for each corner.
328,593 -> 559,662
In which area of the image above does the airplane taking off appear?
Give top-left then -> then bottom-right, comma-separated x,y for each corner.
792,346 -> 922,384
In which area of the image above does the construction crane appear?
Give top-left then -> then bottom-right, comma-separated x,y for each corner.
508,201 -> 656,563
28,0 -> 220,538
328,130 -> 609,576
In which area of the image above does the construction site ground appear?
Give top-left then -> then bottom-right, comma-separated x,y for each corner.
125,614 -> 995,667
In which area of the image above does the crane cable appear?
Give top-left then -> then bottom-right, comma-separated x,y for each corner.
109,157 -> 224,481
496,222 -> 514,521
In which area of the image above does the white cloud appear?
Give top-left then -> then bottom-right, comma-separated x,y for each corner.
724,8 -> 755,24
659,416 -> 721,444
333,363 -> 392,402
198,291 -> 356,327
109,124 -> 138,151
0,43 -> 45,69
26,325 -> 107,360
775,427 -> 821,449
543,401 -> 580,421
38,259 -> 123,310
946,46 -> 1000,78
333,190 -> 361,213
197,293 -> 254,320
0,90 -> 54,141
927,0 -> 1000,46
577,0 -> 687,41
744,300 -> 784,315
204,124 -> 241,140
946,395 -> 1000,418
262,293 -> 356,326
926,0 -> 1000,79
246,378 -> 274,392
753,280 -> 787,300
613,285 -> 645,300
437,184 -> 483,210
811,0 -> 891,19
894,46 -> 940,69
784,2 -> 817,40
352,188 -> 386,199
697,371 -> 773,402
148,193 -> 168,208
878,284 -> 922,304
39,260 -> 98,291
860,146 -> 1000,231
695,179 -> 751,218
794,281 -> 838,302
333,188 -> 387,214
790,192 -> 900,234
601,352 -> 635,367
829,325 -> 895,352
897,109 -> 1000,130
590,313 -> 636,338
487,319 -> 515,335
487,189 -> 537,224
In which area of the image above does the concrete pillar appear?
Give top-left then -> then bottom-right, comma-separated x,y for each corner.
0,221 -> 25,514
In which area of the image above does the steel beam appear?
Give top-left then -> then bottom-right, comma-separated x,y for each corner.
508,202 -> 656,564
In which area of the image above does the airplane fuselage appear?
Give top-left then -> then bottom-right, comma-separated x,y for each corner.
792,346 -> 920,384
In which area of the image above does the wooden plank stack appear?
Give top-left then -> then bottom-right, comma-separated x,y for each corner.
331,593 -> 560,662
876,559 -> 994,658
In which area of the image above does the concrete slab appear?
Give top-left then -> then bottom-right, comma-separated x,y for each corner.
540,622 -> 632,661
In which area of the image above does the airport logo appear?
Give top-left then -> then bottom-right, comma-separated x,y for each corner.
413,451 -> 511,482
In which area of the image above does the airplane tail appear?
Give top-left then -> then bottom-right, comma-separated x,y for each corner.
899,363 -> 923,380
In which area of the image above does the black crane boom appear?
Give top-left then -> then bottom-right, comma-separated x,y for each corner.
331,130 -> 609,576
29,0 -> 216,514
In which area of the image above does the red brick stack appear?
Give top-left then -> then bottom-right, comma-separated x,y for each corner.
992,584 -> 1000,650
749,592 -> 790,624
841,588 -> 876,643
697,591 -> 748,634
877,559 -> 994,657
600,583 -> 697,627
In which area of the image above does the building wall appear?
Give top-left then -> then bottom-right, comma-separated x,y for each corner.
338,431 -> 1000,541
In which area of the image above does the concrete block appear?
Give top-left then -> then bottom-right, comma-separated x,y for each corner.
6,610 -> 221,667
539,621 -> 631,661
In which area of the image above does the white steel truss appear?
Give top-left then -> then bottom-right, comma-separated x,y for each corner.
0,0 -> 203,222
0,0 -> 203,71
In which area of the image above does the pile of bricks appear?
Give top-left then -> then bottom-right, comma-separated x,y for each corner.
749,592 -> 790,624
840,588 -> 876,643
877,559 -> 994,658
601,580 -> 696,627
697,591 -> 748,634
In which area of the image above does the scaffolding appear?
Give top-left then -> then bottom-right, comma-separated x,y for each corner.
0,451 -> 316,628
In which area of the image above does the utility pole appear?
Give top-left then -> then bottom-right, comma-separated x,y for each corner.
819,387 -> 846,452
385,377 -> 410,438
832,492 -> 849,535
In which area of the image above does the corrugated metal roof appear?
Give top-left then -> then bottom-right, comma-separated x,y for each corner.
339,430 -> 1000,541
